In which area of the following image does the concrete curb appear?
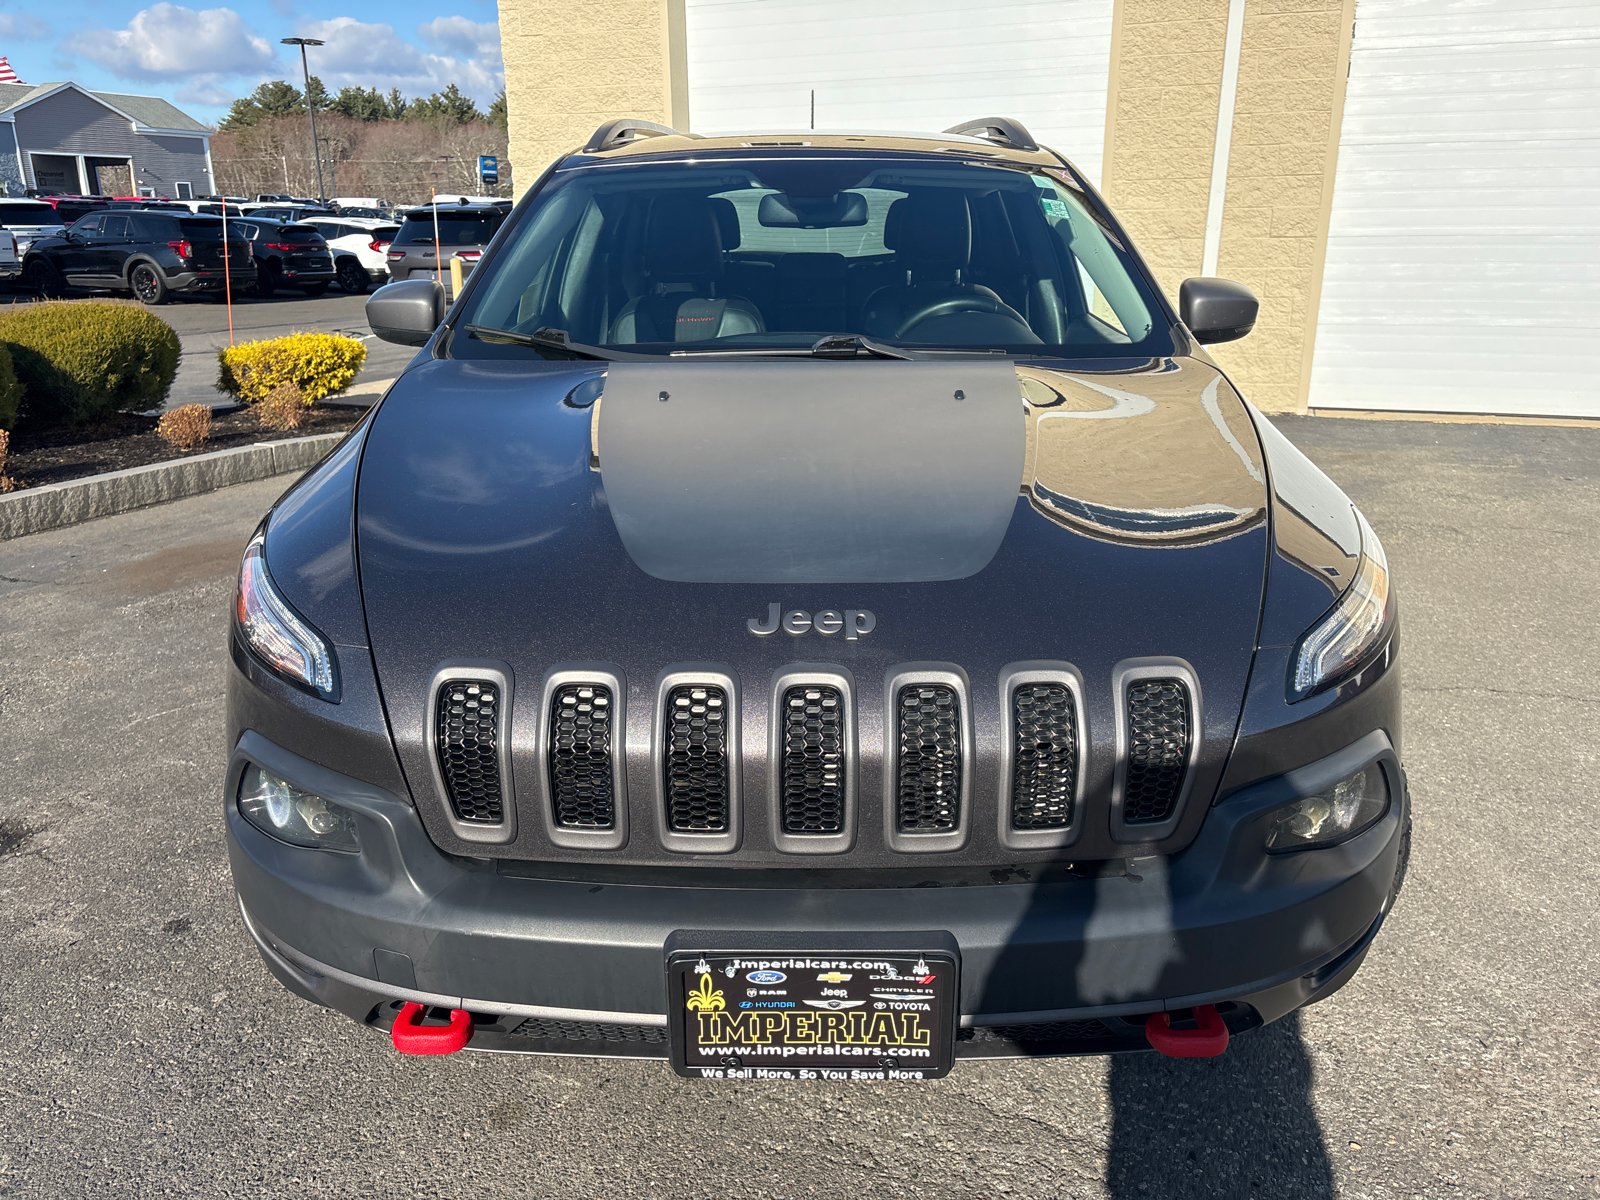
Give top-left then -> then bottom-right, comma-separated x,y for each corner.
0,432 -> 346,541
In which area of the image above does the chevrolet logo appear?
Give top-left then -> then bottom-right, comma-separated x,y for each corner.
816,971 -> 852,984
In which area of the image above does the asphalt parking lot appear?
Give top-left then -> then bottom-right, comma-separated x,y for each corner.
1,414 -> 1596,1198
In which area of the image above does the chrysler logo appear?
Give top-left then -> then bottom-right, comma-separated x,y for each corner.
747,603 -> 876,640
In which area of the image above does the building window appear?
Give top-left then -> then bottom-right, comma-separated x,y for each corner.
175,181 -> 193,200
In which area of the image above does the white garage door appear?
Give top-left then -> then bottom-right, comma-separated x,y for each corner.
1310,0 -> 1600,417
685,0 -> 1115,184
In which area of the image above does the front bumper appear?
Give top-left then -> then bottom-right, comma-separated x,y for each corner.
227,728 -> 1407,1060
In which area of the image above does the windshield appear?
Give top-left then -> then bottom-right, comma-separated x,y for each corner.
453,155 -> 1171,359
397,211 -> 503,246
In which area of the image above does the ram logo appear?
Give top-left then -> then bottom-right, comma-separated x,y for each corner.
747,604 -> 876,640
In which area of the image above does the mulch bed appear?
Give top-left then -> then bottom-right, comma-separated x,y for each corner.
2,406 -> 360,491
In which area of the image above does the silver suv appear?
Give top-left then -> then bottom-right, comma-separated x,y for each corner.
384,201 -> 506,295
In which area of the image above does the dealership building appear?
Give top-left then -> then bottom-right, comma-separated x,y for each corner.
0,82 -> 214,202
501,0 -> 1598,418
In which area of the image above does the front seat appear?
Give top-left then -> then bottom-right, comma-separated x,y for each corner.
611,196 -> 766,343
860,192 -> 1039,344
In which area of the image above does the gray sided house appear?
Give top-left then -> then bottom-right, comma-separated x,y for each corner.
0,82 -> 212,200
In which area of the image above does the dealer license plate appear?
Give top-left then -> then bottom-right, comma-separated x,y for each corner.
667,950 -> 958,1081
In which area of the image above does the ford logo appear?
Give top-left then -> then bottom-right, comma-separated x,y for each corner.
746,970 -> 786,984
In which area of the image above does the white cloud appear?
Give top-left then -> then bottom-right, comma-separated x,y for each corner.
295,16 -> 503,105
175,81 -> 235,107
418,16 -> 501,65
0,14 -> 51,41
71,4 -> 275,81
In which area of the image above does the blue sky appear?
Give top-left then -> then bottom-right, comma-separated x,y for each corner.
0,1 -> 503,126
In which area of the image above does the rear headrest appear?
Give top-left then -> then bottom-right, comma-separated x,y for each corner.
645,196 -> 725,281
884,192 -> 970,271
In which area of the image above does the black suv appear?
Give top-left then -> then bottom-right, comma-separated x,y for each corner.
228,218 -> 336,298
22,211 -> 255,304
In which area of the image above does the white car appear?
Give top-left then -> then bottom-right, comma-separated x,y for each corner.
301,215 -> 400,294
0,200 -> 66,259
0,228 -> 19,280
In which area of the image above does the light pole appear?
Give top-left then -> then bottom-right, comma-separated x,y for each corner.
281,36 -> 326,201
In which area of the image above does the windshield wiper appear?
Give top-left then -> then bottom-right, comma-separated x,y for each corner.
465,324 -> 640,361
808,333 -> 918,360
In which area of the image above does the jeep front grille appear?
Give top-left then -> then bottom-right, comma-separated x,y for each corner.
549,684 -> 615,828
896,684 -> 961,831
1124,678 -> 1191,823
1011,683 -> 1077,829
663,684 -> 730,832
780,685 -> 845,833
435,680 -> 503,823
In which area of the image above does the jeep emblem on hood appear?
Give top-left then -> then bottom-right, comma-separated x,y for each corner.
747,604 -> 876,640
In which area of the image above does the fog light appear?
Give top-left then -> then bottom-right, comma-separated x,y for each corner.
238,764 -> 359,852
1265,765 -> 1389,852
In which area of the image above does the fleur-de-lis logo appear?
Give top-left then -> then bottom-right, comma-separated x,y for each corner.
686,973 -> 726,1012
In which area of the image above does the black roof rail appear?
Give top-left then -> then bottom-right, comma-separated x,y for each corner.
942,118 -> 1040,153
582,118 -> 697,154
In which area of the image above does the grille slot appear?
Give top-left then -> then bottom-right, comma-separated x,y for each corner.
780,685 -> 845,833
549,684 -> 615,828
663,684 -> 730,833
507,1017 -> 667,1044
895,684 -> 961,832
1124,678 -> 1192,824
435,680 -> 503,824
1011,683 -> 1078,830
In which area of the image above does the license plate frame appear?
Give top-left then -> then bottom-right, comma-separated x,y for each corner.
666,947 -> 959,1081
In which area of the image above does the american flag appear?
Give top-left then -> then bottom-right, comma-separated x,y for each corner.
0,58 -> 24,86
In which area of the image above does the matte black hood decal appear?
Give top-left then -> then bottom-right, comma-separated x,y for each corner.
597,360 -> 1025,584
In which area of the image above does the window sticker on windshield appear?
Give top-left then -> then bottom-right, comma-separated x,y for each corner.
1041,198 -> 1071,220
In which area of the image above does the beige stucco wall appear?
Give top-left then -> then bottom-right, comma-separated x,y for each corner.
1101,0 -> 1232,298
498,0 -> 688,194
1103,0 -> 1355,413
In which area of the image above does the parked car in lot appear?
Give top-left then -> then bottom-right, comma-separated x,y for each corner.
228,217 -> 335,297
22,210 -> 254,303
0,228 -> 19,282
384,200 -> 506,288
228,117 -> 1409,1074
300,216 -> 400,293
27,194 -> 109,226
0,199 -> 68,257
248,204 -> 337,224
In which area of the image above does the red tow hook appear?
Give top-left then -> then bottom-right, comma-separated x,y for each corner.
1144,1005 -> 1230,1058
390,1002 -> 474,1055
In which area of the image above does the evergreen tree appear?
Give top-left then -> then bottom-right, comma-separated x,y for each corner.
330,85 -> 389,122
219,79 -> 304,130
304,75 -> 330,113
488,89 -> 508,133
385,88 -> 408,120
408,84 -> 482,124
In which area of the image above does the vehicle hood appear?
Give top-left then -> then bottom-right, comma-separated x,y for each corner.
353,354 -> 1270,861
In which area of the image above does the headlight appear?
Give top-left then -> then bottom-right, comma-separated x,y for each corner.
1264,765 -> 1389,852
238,764 -> 360,852
1290,512 -> 1392,700
235,531 -> 339,700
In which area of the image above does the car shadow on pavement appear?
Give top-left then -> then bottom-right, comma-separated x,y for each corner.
1104,1010 -> 1334,1199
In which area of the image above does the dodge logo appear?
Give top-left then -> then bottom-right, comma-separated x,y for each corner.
747,604 -> 876,640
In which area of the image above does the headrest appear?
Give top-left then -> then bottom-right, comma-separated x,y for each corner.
884,192 -> 970,270
645,196 -> 725,281
708,197 -> 741,250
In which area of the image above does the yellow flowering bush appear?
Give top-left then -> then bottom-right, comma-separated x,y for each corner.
216,332 -> 366,405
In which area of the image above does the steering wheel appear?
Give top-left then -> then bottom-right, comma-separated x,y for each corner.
893,293 -> 1033,341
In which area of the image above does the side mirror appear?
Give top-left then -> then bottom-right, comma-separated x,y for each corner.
367,279 -> 445,346
1179,277 -> 1258,344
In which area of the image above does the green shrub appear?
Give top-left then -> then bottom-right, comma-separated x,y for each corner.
0,301 -> 180,428
0,344 -> 19,431
216,332 -> 366,405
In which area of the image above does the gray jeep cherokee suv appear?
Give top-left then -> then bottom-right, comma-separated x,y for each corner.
225,118 -> 1408,1080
